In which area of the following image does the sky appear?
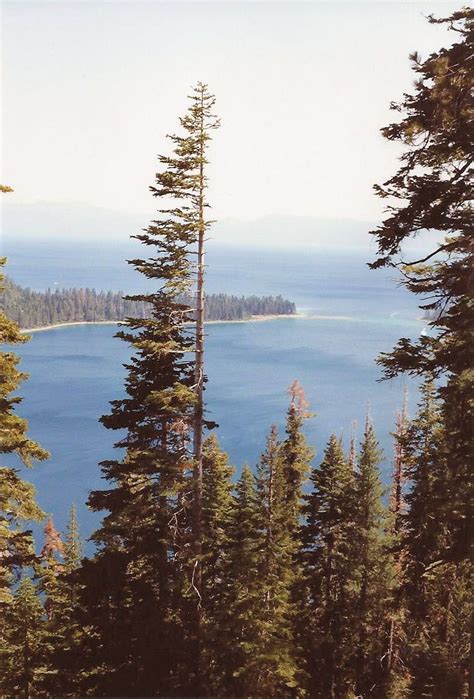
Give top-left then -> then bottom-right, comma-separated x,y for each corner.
1,0 -> 462,241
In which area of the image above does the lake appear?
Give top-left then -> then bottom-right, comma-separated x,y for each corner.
4,239 -> 425,545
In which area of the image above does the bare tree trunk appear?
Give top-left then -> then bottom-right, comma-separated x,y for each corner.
469,534 -> 474,699
192,84 -> 206,696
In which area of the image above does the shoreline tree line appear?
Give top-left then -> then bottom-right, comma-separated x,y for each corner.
0,9 -> 472,698
1,278 -> 296,329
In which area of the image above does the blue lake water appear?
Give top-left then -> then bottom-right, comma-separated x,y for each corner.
4,239 -> 426,546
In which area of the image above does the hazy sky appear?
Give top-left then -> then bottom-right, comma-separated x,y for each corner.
1,1 -> 461,228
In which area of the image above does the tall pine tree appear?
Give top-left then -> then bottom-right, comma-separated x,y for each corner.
224,465 -> 261,696
0,255 -> 48,696
251,426 -> 301,696
279,380 -> 314,534
402,381 -> 471,696
369,11 -> 473,692
2,576 -> 47,698
0,257 -> 48,604
200,434 -> 235,694
81,83 -> 219,696
301,434 -> 358,697
352,416 -> 393,697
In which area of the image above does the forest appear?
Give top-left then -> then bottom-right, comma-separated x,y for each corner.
0,9 -> 472,699
1,278 -> 296,328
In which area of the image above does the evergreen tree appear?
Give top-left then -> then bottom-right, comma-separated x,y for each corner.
36,506 -> 85,696
182,86 -> 220,617
300,434 -> 358,697
279,380 -> 314,532
352,416 -> 392,697
33,517 -> 65,694
369,12 -> 473,691
390,395 -> 408,538
382,396 -> 411,696
63,504 -> 82,577
250,426 -> 301,696
54,504 -> 84,694
2,576 -> 47,698
347,420 -> 357,470
402,382 -> 471,696
200,434 -> 234,694
0,255 -> 48,694
279,382 -> 314,691
223,422 -> 308,697
0,258 -> 48,605
37,517 -> 64,615
1,276 -> 296,330
369,7 -> 473,564
80,83 -> 218,696
402,383 -> 443,612
223,465 -> 262,696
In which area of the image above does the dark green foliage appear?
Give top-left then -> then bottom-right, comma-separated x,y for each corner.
280,380 -> 314,533
200,435 -> 234,694
400,382 -> 472,697
63,504 -> 82,576
300,434 -> 358,697
369,10 -> 473,696
352,418 -> 393,697
369,7 -> 473,562
3,13 -> 471,696
224,440 -> 302,697
221,392 -> 313,698
402,383 -> 445,600
0,257 -> 48,694
221,465 -> 261,696
1,276 -> 296,328
1,576 -> 47,697
247,426 -> 301,696
34,509 -> 85,696
202,293 -> 296,321
75,83 -> 219,697
1,281 -> 143,328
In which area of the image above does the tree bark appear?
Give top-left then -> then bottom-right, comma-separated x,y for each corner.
191,84 -> 206,696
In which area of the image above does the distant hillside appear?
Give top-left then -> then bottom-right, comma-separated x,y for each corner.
1,201 -> 375,249
1,278 -> 296,329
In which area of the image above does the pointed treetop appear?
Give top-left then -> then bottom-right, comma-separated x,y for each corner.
64,503 -> 82,569
348,420 -> 357,469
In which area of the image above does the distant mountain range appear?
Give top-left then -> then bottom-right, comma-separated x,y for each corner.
2,200 -> 376,250
2,200 -> 434,258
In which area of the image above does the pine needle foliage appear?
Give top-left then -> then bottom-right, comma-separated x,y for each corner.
0,256 -> 48,695
79,83 -> 219,697
369,10 -> 473,694
200,434 -> 234,694
401,382 -> 471,696
369,7 -> 473,562
224,465 -> 262,696
2,576 -> 47,697
300,434 -> 358,697
0,257 -> 48,597
250,426 -> 302,697
352,417 -> 393,697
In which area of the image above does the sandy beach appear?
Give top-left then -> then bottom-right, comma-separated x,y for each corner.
20,314 -> 305,334
21,320 -> 121,334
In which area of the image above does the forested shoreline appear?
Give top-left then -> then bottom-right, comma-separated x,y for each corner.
0,9 -> 472,698
1,277 -> 296,328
